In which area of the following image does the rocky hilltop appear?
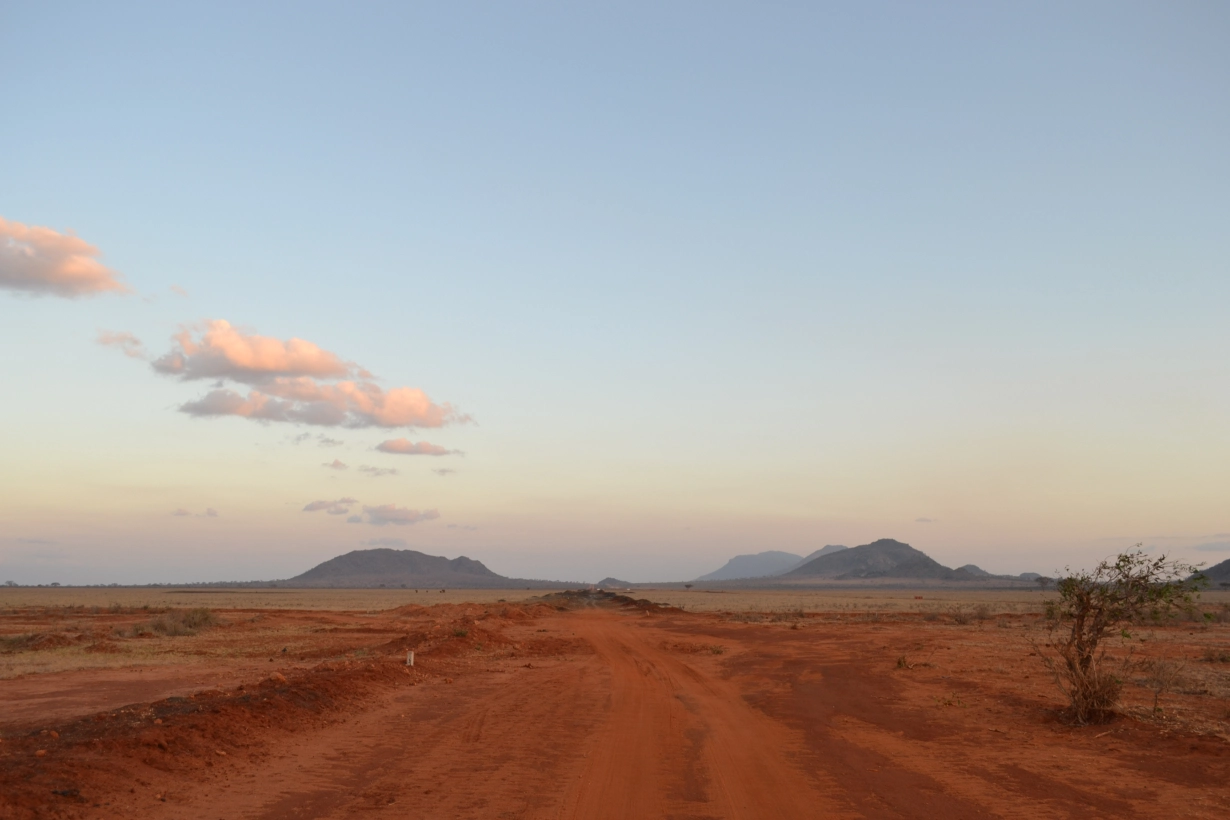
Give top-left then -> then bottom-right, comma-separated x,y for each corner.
783,539 -> 976,581
286,548 -> 573,589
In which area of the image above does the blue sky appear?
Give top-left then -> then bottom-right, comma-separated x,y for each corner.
2,2 -> 1228,583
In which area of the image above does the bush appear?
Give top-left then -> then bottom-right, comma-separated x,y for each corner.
146,608 -> 218,637
1038,548 -> 1202,724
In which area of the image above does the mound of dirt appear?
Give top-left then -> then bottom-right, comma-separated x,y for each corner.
0,656 -> 422,818
535,589 -> 680,613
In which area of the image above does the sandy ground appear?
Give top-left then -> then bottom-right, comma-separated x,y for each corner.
2,592 -> 1228,819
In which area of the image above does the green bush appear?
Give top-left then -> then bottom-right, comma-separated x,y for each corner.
1038,548 -> 1202,723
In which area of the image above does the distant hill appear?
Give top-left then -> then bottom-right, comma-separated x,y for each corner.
286,548 -> 571,589
1201,557 -> 1230,585
957,564 -> 992,577
695,551 -> 803,582
597,577 -> 634,588
788,545 -> 848,571
785,539 -> 973,581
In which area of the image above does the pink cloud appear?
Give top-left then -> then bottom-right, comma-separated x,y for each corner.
171,508 -> 191,517
323,459 -> 349,470
178,381 -> 467,429
150,320 -> 472,430
375,438 -> 460,456
0,217 -> 129,298
358,465 -> 398,477
303,497 -> 358,515
362,505 -> 440,526
97,330 -> 147,360
152,320 -> 352,383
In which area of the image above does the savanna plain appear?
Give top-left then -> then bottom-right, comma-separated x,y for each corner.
2,587 -> 1228,819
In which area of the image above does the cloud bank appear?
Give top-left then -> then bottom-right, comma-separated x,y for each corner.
0,217 -> 129,298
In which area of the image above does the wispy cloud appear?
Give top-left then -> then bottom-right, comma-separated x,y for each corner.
364,537 -> 407,547
433,468 -> 456,477
317,435 -> 344,447
323,459 -> 349,470
362,505 -> 440,527
170,285 -> 189,298
0,217 -> 129,298
375,439 -> 460,456
97,330 -> 147,360
447,524 -> 478,531
358,465 -> 398,478
171,507 -> 219,518
1192,541 -> 1230,552
915,517 -> 935,524
303,497 -> 359,515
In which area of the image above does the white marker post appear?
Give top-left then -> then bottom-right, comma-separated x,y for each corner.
406,650 -> 414,667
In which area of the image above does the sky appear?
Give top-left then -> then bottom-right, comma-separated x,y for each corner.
2,2 -> 1228,584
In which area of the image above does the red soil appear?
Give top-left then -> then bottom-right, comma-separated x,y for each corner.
2,598 -> 1227,819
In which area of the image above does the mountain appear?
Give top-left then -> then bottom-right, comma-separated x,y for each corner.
784,539 -> 973,581
788,545 -> 848,571
597,577 -> 634,588
695,551 -> 804,582
286,548 -> 568,589
957,564 -> 992,577
1200,557 -> 1230,585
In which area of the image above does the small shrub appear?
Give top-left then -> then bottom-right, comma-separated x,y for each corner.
709,645 -> 725,655
972,604 -> 992,622
1037,548 -> 1202,724
0,633 -> 38,652
128,608 -> 219,637
896,655 -> 913,669
453,628 -> 469,638
1140,657 -> 1185,715
921,610 -> 940,622
949,606 -> 972,625
1201,647 -> 1230,663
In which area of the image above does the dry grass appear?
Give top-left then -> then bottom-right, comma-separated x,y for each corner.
0,587 -> 557,612
7,586 -> 1227,615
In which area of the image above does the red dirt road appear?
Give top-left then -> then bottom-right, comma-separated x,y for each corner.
561,613 -> 845,819
2,598 -> 1228,819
